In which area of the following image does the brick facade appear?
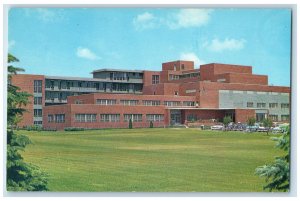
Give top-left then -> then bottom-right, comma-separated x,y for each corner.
11,60 -> 290,130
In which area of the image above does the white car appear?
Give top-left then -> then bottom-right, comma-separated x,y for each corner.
211,125 -> 224,130
272,127 -> 283,134
257,126 -> 269,132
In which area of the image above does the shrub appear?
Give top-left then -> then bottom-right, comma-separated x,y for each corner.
149,121 -> 154,128
247,117 -> 256,126
64,127 -> 85,131
223,116 -> 232,131
129,119 -> 133,129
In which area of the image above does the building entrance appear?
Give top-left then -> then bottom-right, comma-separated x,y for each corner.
170,110 -> 181,125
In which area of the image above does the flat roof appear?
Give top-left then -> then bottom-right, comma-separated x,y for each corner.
91,69 -> 144,74
45,76 -> 104,82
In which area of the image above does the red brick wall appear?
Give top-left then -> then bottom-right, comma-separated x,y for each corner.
162,61 -> 194,71
143,71 -> 161,86
235,109 -> 256,123
214,73 -> 268,85
43,104 -> 72,130
200,63 -> 252,81
67,93 -> 95,104
10,74 -> 45,127
43,104 -> 168,130
143,83 -> 180,96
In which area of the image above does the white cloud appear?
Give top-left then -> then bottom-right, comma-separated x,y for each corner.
169,9 -> 213,29
76,47 -> 100,60
133,12 -> 158,30
204,38 -> 246,52
8,40 -> 16,49
24,8 -> 65,22
36,8 -> 56,22
180,52 -> 205,67
132,9 -> 213,31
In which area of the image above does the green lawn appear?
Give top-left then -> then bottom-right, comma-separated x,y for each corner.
16,128 -> 283,192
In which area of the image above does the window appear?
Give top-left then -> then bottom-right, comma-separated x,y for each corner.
181,64 -> 185,70
269,103 -> 278,108
281,103 -> 289,109
34,80 -> 42,93
187,114 -> 197,121
257,103 -> 266,108
152,75 -> 160,84
281,115 -> 290,121
124,114 -> 142,122
48,115 -> 54,123
120,100 -> 139,106
75,114 -> 96,122
183,101 -> 195,107
164,101 -> 181,107
146,114 -> 164,122
34,97 -> 42,105
174,91 -> 179,96
247,102 -> 254,108
269,115 -> 278,121
143,100 -> 160,106
100,114 -> 120,122
75,100 -> 83,104
34,121 -> 43,125
96,99 -> 117,105
34,109 -> 42,117
55,114 -> 65,123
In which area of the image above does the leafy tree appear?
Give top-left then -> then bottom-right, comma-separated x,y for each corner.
223,116 -> 232,131
263,118 -> 273,135
255,127 -> 290,192
7,53 -> 48,191
247,117 -> 256,126
149,121 -> 153,128
128,118 -> 133,129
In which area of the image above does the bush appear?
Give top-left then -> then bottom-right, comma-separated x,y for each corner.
26,125 -> 43,131
247,117 -> 256,126
64,127 -> 85,131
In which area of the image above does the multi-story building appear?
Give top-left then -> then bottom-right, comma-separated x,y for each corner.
10,60 -> 290,130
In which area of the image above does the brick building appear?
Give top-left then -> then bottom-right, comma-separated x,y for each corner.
10,60 -> 290,130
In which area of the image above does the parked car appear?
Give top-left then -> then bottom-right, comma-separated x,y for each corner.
271,126 -> 283,134
211,125 -> 224,131
257,126 -> 269,132
245,126 -> 258,132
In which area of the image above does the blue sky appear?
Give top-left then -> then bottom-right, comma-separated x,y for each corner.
8,8 -> 291,86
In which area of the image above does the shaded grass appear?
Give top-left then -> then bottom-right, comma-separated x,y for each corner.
16,128 -> 283,192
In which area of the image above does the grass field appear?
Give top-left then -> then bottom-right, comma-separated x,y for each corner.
16,128 -> 283,192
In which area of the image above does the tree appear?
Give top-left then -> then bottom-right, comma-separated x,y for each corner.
263,118 -> 273,135
247,117 -> 256,126
255,127 -> 290,192
149,121 -> 153,128
128,118 -> 133,129
223,116 -> 232,131
7,53 -> 48,191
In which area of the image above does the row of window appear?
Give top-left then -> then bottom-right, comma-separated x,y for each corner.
247,102 -> 290,109
95,99 -> 195,107
48,114 -> 164,123
48,114 -> 65,123
269,115 -> 290,121
221,90 -> 289,96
